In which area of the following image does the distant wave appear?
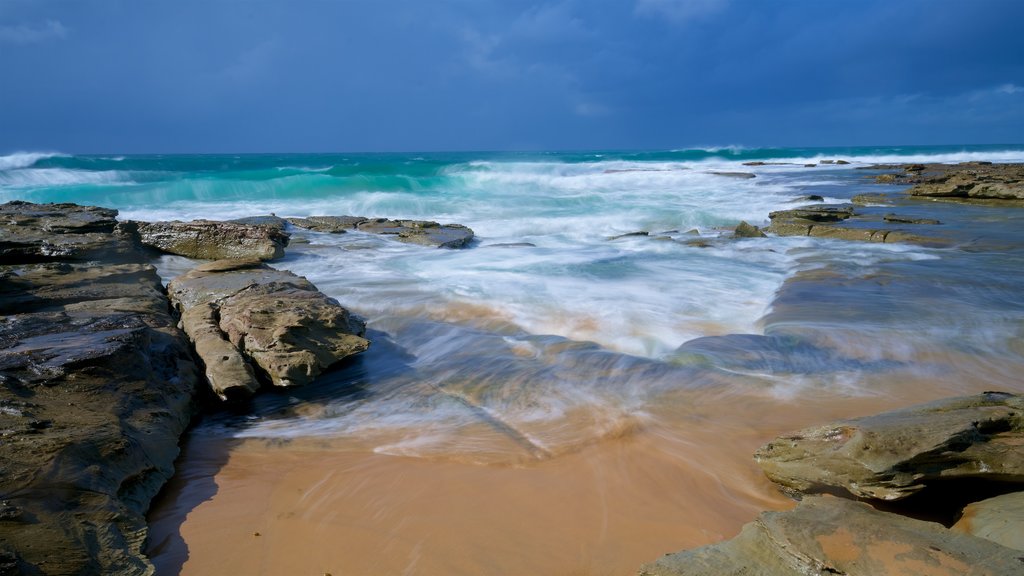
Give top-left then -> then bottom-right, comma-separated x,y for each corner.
0,151 -> 66,170
0,167 -> 129,188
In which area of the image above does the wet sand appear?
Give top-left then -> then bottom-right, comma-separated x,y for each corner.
146,378 -> 1006,576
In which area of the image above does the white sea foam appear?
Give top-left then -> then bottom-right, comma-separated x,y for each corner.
0,168 -> 129,189
0,151 -> 66,170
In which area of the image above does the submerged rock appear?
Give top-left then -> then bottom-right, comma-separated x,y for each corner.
766,203 -> 948,245
167,258 -> 369,400
755,391 -> 1024,501
134,219 -> 290,260
286,215 -> 475,248
356,218 -> 474,248
0,202 -> 198,575
640,495 -> 1023,576
707,171 -> 756,179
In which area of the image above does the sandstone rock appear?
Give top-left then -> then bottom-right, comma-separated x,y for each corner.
733,221 -> 766,238
134,219 -> 290,260
286,215 -> 368,233
953,491 -> 1024,551
790,194 -> 825,202
356,218 -> 474,248
640,495 -> 1024,576
755,392 -> 1024,501
851,193 -> 894,205
0,202 -> 198,575
870,162 -> 1024,201
167,258 -> 369,399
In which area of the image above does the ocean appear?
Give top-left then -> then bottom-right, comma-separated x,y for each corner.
4,145 -> 1024,574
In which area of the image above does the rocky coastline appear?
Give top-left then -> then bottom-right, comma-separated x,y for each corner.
1,161 -> 1022,575
0,202 -> 471,574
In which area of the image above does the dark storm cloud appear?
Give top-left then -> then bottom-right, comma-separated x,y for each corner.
1,0 -> 1021,152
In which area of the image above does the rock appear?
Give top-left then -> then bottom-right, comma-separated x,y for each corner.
609,231 -> 650,240
871,162 -> 1024,201
790,194 -> 825,202
883,214 -> 942,225
733,221 -> 766,238
167,258 -> 369,399
707,171 -> 756,179
228,215 -> 289,230
755,392 -> 1024,501
355,218 -> 474,248
768,205 -> 855,223
0,201 -> 138,263
818,159 -> 850,165
0,202 -> 198,575
640,495 -> 1024,576
286,215 -> 368,233
804,163 -> 817,168
851,193 -> 894,205
134,219 -> 289,260
953,491 -> 1024,551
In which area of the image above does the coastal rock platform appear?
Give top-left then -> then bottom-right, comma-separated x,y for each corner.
1,202 -> 199,575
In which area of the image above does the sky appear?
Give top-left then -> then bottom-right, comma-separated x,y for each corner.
1,0 -> 1023,153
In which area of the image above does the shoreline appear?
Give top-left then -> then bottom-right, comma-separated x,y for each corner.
2,159 -> 1023,574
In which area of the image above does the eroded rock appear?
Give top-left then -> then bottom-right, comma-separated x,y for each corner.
755,392 -> 1024,501
733,221 -> 767,238
640,495 -> 1023,576
167,258 -> 369,399
0,202 -> 198,575
953,491 -> 1024,551
870,162 -> 1024,201
356,218 -> 474,248
134,219 -> 290,260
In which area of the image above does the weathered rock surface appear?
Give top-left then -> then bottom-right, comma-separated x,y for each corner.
1,201 -> 138,263
766,203 -> 947,245
733,221 -> 767,238
869,162 -> 1024,201
167,258 -> 369,400
134,219 -> 290,260
640,495 -> 1024,576
953,491 -> 1024,551
285,215 -> 475,248
356,218 -> 474,248
755,392 -> 1024,501
228,214 -> 289,230
0,201 -> 198,575
286,215 -> 366,233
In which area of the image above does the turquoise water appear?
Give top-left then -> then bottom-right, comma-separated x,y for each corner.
4,145 -> 1024,453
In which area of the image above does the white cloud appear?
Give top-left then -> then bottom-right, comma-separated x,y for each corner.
0,19 -> 67,44
634,0 -> 728,23
997,83 -> 1023,95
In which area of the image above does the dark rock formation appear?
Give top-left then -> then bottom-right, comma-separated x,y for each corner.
0,201 -> 198,575
134,219 -> 289,261
707,171 -> 756,179
286,215 -> 475,248
228,215 -> 289,230
640,495 -> 1024,576
0,201 -> 137,263
883,213 -> 942,225
356,218 -> 474,248
755,392 -> 1024,501
286,215 -> 367,233
167,259 -> 369,400
609,231 -> 650,240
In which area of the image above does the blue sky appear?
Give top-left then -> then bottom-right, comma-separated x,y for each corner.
2,0 -> 1023,153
